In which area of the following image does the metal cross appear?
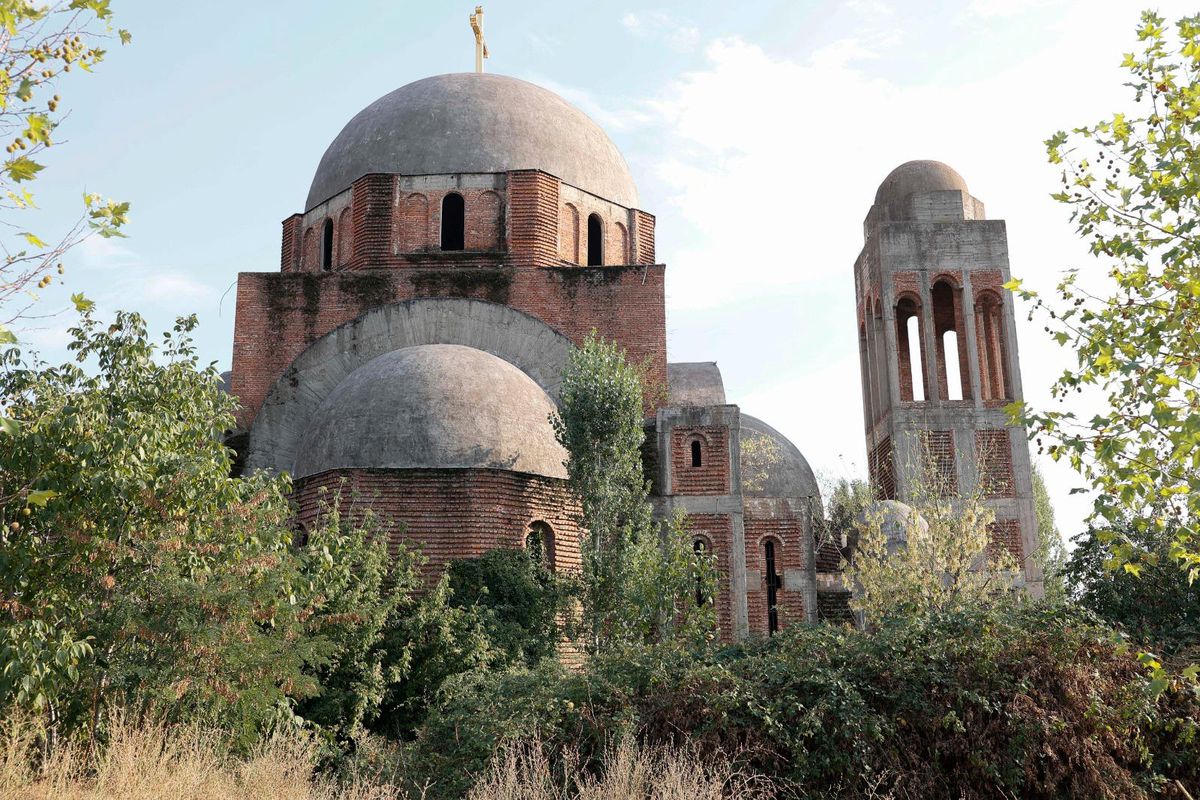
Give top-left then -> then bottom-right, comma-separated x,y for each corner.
469,5 -> 489,73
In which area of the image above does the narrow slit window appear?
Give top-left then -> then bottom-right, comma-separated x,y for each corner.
693,539 -> 707,607
441,192 -> 465,251
690,439 -> 702,467
586,213 -> 603,265
321,218 -> 334,271
764,540 -> 780,635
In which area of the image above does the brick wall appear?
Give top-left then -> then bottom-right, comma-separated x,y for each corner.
921,429 -> 957,495
684,513 -> 733,640
868,437 -> 895,500
670,426 -> 729,495
230,264 -> 667,430
745,515 -> 806,636
988,517 -> 1023,562
976,428 -> 1014,498
295,467 -> 582,583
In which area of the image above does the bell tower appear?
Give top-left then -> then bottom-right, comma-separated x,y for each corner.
853,160 -> 1042,595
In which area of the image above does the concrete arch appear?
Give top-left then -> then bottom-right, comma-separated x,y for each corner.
245,297 -> 575,476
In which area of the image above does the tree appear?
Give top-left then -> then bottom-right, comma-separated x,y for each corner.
551,331 -> 714,650
1031,465 -> 1068,603
1064,519 -> 1200,661
0,308 -> 402,750
447,547 -> 577,668
844,444 -> 1019,623
0,1 -> 130,334
1012,10 -> 1200,582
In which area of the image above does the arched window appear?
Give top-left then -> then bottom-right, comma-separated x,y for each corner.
896,295 -> 926,402
932,280 -> 969,401
441,192 -> 465,251
526,521 -> 555,570
764,539 -> 781,635
975,292 -> 1012,401
321,218 -> 334,271
586,213 -> 603,265
693,538 -> 709,607
690,439 -> 703,468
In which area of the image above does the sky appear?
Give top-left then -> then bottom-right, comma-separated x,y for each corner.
10,0 -> 1198,543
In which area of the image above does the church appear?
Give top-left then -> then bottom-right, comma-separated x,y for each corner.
225,50 -> 1041,640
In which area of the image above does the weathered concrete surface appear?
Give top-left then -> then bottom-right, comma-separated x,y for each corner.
667,362 -> 727,406
306,73 -> 639,210
245,297 -> 573,476
293,344 -> 568,480
739,413 -> 821,501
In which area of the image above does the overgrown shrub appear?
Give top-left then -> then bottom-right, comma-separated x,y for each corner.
409,603 -> 1200,799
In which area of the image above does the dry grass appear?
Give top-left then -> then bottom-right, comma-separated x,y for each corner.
0,712 -> 400,800
0,714 -> 774,800
467,738 -> 771,800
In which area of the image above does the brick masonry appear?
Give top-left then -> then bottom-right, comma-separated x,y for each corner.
744,514 -> 806,636
295,467 -> 582,583
670,426 -> 730,495
684,513 -> 734,639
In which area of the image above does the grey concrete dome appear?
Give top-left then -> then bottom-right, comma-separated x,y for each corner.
739,414 -> 820,501
306,73 -> 639,210
874,160 -> 968,211
293,344 -> 568,480
855,500 -> 928,554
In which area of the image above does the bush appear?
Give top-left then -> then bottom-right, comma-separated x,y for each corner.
409,603 -> 1200,799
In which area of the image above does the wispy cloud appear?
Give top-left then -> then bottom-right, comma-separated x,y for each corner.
621,10 -> 702,53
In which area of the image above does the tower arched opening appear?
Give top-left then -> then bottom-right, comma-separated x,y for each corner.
441,192 -> 465,251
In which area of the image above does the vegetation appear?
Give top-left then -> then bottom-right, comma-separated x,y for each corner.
1065,519 -> 1200,662
843,444 -> 1019,623
1013,10 -> 1200,581
409,603 -> 1200,800
551,331 -> 715,650
0,0 -> 130,338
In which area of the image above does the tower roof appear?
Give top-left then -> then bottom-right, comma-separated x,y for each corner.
874,160 -> 969,220
306,72 -> 640,210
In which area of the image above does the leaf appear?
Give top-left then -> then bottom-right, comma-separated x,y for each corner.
20,232 -> 47,249
0,417 -> 16,436
5,156 -> 43,183
118,28 -> 131,45
0,324 -> 15,345
70,293 -> 94,312
26,490 -> 57,507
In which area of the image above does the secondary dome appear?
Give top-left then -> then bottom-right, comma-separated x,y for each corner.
306,73 -> 639,210
293,344 -> 568,480
739,414 -> 820,501
874,160 -> 969,211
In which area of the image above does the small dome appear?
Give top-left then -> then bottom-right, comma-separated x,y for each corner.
306,73 -> 639,210
293,344 -> 568,480
855,500 -> 928,554
874,160 -> 968,216
739,414 -> 820,501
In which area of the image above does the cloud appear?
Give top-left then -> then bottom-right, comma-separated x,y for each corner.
591,1 -> 1200,538
621,10 -> 702,53
79,235 -> 140,270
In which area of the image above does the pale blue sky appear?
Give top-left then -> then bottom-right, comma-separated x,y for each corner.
12,0 -> 1194,541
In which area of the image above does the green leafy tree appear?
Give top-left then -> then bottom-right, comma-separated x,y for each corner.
0,1 -> 130,334
1031,465 -> 1068,603
0,308 -> 401,751
551,331 -> 714,650
1014,10 -> 1200,582
1064,519 -> 1200,661
447,548 -> 577,668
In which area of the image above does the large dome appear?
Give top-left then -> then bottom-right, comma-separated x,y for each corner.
293,344 -> 568,480
306,73 -> 639,210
